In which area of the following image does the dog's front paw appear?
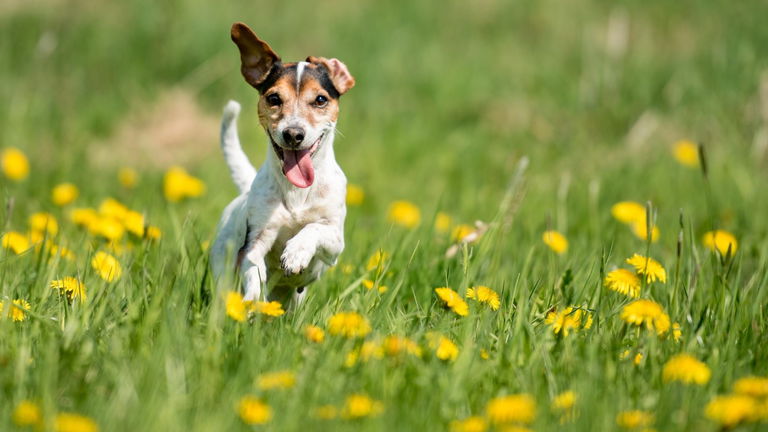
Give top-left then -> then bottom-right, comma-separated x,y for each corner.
281,240 -> 315,275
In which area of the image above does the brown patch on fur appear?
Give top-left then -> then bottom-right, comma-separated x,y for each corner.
89,88 -> 218,167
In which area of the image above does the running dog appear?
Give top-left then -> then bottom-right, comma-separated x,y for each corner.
210,22 -> 355,305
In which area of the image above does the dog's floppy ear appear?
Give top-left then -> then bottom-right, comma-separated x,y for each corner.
231,22 -> 281,89
306,56 -> 355,95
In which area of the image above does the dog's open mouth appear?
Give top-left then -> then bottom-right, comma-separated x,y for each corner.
272,134 -> 323,188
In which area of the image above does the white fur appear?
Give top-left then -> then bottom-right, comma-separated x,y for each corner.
211,99 -> 346,305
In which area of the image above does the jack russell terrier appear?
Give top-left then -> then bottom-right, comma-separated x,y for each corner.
210,22 -> 355,305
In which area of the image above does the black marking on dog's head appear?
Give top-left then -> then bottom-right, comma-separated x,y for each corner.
303,65 -> 340,99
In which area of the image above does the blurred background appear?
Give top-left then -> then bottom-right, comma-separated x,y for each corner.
2,0 -> 768,242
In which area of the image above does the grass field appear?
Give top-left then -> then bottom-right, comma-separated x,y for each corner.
2,0 -> 768,431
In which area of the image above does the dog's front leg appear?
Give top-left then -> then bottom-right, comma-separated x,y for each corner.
241,227 -> 278,301
281,222 -> 344,275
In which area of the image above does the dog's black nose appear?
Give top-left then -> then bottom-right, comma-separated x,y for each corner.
282,127 -> 305,147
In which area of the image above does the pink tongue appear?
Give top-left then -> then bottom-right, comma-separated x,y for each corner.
282,148 -> 315,188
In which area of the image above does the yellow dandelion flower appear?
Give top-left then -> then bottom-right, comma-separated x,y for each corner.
545,306 -> 592,337
435,287 -> 469,316
616,410 -> 653,429
123,210 -> 145,237
257,370 -> 295,390
702,230 -> 738,256
479,349 -> 490,360
450,416 -> 487,432
626,254 -> 667,283
88,217 -> 125,241
48,244 -> 76,261
705,395 -> 757,428
2,231 -> 31,254
345,341 -> 382,366
54,412 -> 99,432
620,299 -> 670,335
672,139 -> 699,167
604,269 -> 641,298
118,167 -> 138,189
435,212 -> 453,233
451,224 -> 475,242
225,291 -> 246,322
634,353 -> 644,365
250,301 -> 285,317
542,230 -> 568,254
237,396 -> 271,425
52,183 -> 79,206
29,212 -> 58,235
553,391 -> 576,411
426,333 -> 459,361
486,394 -> 536,425
1,147 -> 30,181
8,299 -> 31,322
734,376 -> 768,398
146,226 -> 162,241
163,166 -> 205,202
346,184 -> 364,206
98,198 -> 129,220
341,394 -> 384,419
611,201 -> 646,224
631,220 -> 660,242
362,279 -> 388,293
387,200 -> 421,228
672,323 -> 682,342
382,335 -> 422,358
312,405 -> 338,420
70,208 -> 99,227
466,286 -> 500,310
305,325 -> 325,343
91,251 -> 122,282
51,277 -> 87,302
366,250 -> 389,271
497,427 -> 533,432
327,312 -> 371,338
662,354 -> 711,385
12,400 -> 41,426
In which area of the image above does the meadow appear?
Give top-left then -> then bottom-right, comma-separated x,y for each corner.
1,0 -> 768,431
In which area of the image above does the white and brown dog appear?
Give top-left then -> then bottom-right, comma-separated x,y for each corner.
210,22 -> 355,305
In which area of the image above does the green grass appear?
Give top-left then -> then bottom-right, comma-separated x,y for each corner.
2,0 -> 768,430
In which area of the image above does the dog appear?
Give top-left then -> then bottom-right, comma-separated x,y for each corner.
210,22 -> 355,305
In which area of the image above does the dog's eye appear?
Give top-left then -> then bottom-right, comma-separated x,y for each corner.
266,93 -> 282,107
314,95 -> 328,108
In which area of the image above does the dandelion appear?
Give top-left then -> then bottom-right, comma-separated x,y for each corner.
237,396 -> 271,425
346,184 -> 364,205
611,201 -> 646,224
163,166 -> 205,202
51,277 -> 87,302
55,413 -> 99,432
672,322 -> 682,342
542,230 -> 568,254
702,230 -> 738,256
466,286 -> 500,310
553,391 -> 577,423
327,312 -> 371,338
382,335 -> 422,358
12,400 -> 41,426
615,410 -> 653,429
29,212 -> 58,235
450,416 -> 487,432
734,376 -> 768,398
341,394 -> 384,419
545,306 -> 593,337
118,167 -> 138,189
434,212 -> 452,233
486,394 -> 536,425
257,370 -> 295,390
620,299 -> 670,336
225,291 -> 246,322
435,287 -> 469,316
8,299 -> 31,322
305,325 -> 325,343
387,200 -> 421,228
250,301 -> 285,317
626,254 -> 667,283
88,217 -> 125,241
123,210 -> 145,237
91,251 -> 122,282
366,250 -> 389,271
631,220 -> 660,242
427,333 -> 459,361
662,354 -> 711,385
452,224 -> 475,242
70,208 -> 99,227
673,139 -> 699,167
312,405 -> 338,420
604,269 -> 641,298
1,147 -> 30,181
362,279 -> 388,293
479,349 -> 490,360
2,231 -> 31,254
705,395 -> 757,428
98,198 -> 129,220
51,183 -> 79,206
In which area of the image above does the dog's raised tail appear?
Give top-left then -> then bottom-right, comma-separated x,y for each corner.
221,100 -> 257,194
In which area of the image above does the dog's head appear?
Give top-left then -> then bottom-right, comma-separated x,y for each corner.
230,22 -> 355,188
